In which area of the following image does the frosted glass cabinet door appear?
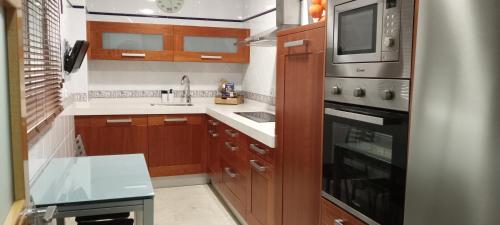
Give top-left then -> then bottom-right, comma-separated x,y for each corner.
102,33 -> 164,51
174,26 -> 250,63
88,21 -> 174,61
183,36 -> 238,54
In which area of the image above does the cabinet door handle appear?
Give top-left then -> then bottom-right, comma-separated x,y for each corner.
224,142 -> 238,152
334,219 -> 344,225
208,119 -> 219,126
164,118 -> 188,123
225,129 -> 238,138
250,160 -> 266,172
208,130 -> 219,138
201,55 -> 223,60
106,119 -> 132,124
224,167 -> 237,178
121,53 -> 146,57
284,39 -> 308,48
250,144 -> 267,155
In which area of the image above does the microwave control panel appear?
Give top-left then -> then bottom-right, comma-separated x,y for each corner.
382,0 -> 401,62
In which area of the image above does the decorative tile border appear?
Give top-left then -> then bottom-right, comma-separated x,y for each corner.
72,93 -> 88,102
86,90 -> 275,105
88,90 -> 219,98
241,91 -> 276,106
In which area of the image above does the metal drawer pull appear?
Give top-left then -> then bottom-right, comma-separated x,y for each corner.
250,160 -> 266,172
201,55 -> 223,60
325,108 -> 385,125
225,129 -> 238,138
106,119 -> 132,124
250,144 -> 267,155
164,118 -> 188,123
284,39 -> 308,48
208,119 -> 219,126
224,167 -> 237,178
334,219 -> 344,225
121,53 -> 146,57
225,142 -> 238,151
208,130 -> 219,138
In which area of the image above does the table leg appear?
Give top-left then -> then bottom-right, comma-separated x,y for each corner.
142,199 -> 154,225
134,210 -> 143,225
56,218 -> 66,225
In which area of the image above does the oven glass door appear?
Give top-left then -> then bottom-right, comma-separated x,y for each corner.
333,0 -> 383,63
323,103 -> 408,225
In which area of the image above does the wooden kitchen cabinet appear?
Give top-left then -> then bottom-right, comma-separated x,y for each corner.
246,153 -> 275,225
276,22 -> 326,225
173,25 -> 250,63
321,198 -> 367,225
207,117 -> 223,187
74,116 -> 149,159
87,21 -> 174,61
147,114 -> 207,177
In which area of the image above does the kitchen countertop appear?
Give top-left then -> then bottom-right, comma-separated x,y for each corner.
64,98 -> 276,148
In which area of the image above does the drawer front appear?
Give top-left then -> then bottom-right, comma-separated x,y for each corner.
221,125 -> 248,163
321,198 -> 367,225
221,158 -> 247,205
248,138 -> 275,164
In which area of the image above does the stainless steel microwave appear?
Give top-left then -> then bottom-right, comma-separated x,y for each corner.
326,0 -> 415,79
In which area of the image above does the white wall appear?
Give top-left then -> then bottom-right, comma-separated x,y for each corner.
88,61 -> 245,91
0,5 -> 14,222
241,0 -> 312,98
242,0 -> 277,97
61,1 -> 88,98
28,0 -> 80,181
242,13 -> 277,97
86,0 -> 247,94
87,0 -> 244,21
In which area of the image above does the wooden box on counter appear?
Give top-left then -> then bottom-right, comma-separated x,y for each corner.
214,96 -> 244,105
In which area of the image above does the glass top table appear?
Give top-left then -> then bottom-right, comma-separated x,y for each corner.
30,154 -> 154,225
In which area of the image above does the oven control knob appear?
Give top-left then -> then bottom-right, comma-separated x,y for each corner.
353,88 -> 366,97
381,89 -> 395,100
332,86 -> 342,95
384,37 -> 395,47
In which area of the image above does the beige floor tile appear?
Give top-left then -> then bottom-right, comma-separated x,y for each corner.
65,185 -> 239,225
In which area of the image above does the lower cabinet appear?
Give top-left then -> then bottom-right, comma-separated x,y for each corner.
207,117 -> 222,188
76,114 -> 277,225
246,153 -> 275,225
148,114 -> 207,177
321,198 -> 367,225
74,115 -> 149,159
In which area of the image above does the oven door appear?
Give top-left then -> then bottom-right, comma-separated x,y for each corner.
322,103 -> 408,225
333,0 -> 383,63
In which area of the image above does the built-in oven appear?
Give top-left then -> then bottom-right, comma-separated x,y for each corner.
323,77 -> 410,225
325,0 -> 415,78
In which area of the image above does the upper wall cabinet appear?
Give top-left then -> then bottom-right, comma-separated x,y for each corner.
173,26 -> 250,63
87,21 -> 174,61
87,22 -> 250,63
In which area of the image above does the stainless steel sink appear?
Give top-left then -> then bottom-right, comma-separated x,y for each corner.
151,103 -> 194,107
234,112 -> 275,123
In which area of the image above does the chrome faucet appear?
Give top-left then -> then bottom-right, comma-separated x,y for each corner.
181,75 -> 191,104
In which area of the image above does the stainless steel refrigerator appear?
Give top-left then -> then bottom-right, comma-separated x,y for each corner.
405,0 -> 500,225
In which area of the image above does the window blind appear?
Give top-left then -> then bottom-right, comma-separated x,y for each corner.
23,0 -> 63,139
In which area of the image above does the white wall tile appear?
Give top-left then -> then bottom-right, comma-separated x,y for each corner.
86,0 -> 244,20
28,114 -> 76,181
61,0 -> 88,96
242,0 -> 276,19
88,60 -> 245,91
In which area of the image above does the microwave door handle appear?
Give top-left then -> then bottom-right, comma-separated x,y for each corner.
325,108 -> 385,125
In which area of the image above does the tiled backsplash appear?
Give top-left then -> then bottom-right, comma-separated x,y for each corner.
88,90 -> 219,98
81,89 -> 276,105
28,113 -> 75,181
